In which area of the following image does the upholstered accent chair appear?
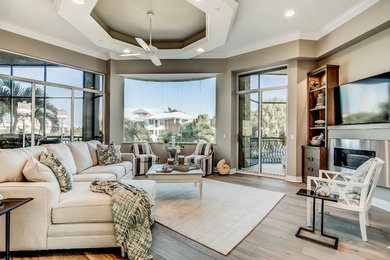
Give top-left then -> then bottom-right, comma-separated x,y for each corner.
185,143 -> 215,177
307,157 -> 385,241
130,142 -> 159,176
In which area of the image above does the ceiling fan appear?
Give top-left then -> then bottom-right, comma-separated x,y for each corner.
134,11 -> 162,67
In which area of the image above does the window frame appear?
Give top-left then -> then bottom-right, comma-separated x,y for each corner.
123,77 -> 217,144
0,64 -> 105,145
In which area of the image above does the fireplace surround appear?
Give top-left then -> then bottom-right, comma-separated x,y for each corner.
328,124 -> 390,188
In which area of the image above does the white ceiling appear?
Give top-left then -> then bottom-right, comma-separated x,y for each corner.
0,0 -> 380,60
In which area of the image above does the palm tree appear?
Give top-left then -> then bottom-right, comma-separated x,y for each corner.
0,79 -> 59,134
165,107 -> 180,113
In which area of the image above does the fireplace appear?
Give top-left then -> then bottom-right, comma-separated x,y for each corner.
333,147 -> 375,170
328,136 -> 390,188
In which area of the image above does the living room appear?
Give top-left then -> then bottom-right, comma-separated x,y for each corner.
0,0 -> 390,259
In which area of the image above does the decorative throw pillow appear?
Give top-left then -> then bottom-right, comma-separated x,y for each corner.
132,142 -> 151,155
194,143 -> 212,156
346,158 -> 375,200
97,143 -> 122,166
40,152 -> 72,192
23,157 -> 59,184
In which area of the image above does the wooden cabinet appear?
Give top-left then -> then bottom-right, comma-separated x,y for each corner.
302,146 -> 327,183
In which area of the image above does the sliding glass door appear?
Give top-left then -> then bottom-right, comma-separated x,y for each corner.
238,67 -> 287,176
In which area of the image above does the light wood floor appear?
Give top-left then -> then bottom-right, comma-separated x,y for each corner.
10,174 -> 390,260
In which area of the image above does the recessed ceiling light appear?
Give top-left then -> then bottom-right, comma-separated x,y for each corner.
123,49 -> 130,53
194,0 -> 202,2
73,0 -> 85,4
197,48 -> 204,53
285,10 -> 295,17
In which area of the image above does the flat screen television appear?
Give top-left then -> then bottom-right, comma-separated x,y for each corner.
334,72 -> 390,125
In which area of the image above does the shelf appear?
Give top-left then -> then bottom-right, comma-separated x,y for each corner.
310,127 -> 325,130
309,107 -> 325,111
309,87 -> 326,93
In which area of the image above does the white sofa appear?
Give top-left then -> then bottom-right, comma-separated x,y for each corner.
0,142 -> 156,251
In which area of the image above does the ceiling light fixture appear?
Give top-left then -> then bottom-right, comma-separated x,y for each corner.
285,10 -> 295,17
119,53 -> 140,57
72,0 -> 85,4
197,48 -> 204,53
123,49 -> 130,53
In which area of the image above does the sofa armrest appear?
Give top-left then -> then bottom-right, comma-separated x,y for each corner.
121,153 -> 136,177
0,182 -> 60,250
121,152 -> 135,163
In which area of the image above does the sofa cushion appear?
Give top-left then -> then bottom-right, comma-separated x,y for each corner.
23,157 -> 59,184
114,161 -> 132,174
0,150 -> 24,182
87,140 -> 102,166
52,180 -> 156,224
43,144 -> 77,175
185,154 -> 207,164
136,154 -> 159,163
0,146 -> 48,183
67,142 -> 93,173
97,143 -> 122,166
79,164 -> 127,180
73,173 -> 116,182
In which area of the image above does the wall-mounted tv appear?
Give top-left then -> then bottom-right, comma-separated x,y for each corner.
334,72 -> 390,125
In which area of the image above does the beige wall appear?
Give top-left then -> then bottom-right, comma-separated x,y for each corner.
318,27 -> 390,84
0,29 -> 106,74
316,0 -> 390,59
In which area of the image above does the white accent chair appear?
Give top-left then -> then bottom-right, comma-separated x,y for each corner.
307,157 -> 385,241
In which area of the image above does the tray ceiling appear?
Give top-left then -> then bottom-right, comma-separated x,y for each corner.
0,0 -> 381,60
93,0 -> 206,42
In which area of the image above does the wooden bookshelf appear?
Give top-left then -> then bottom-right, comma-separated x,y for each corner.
307,65 -> 339,148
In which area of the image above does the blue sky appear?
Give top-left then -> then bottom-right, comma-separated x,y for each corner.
0,66 -> 87,128
124,77 -> 216,118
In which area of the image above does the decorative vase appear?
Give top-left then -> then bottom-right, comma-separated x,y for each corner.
316,93 -> 325,107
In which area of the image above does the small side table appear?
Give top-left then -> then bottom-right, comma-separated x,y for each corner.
296,188 -> 339,249
0,198 -> 33,260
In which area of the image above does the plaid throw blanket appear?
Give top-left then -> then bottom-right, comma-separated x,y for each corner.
90,180 -> 154,260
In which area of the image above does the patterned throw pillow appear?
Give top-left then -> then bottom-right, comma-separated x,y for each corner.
132,142 -> 151,155
40,152 -> 72,192
194,143 -> 212,156
345,158 -> 375,200
97,143 -> 122,166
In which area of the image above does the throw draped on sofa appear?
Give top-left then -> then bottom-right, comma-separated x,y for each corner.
185,143 -> 215,177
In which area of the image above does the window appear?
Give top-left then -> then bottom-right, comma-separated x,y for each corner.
124,78 -> 216,143
237,66 -> 287,176
0,59 -> 104,148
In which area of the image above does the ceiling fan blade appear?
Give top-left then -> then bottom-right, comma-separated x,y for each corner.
150,55 -> 162,66
119,53 -> 140,57
135,37 -> 151,52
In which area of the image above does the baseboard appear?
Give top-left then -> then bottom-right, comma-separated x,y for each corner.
285,175 -> 303,183
372,197 -> 390,212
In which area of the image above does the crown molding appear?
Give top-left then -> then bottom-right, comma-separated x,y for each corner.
0,20 -> 108,60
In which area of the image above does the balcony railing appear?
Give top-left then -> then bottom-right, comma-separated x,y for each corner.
0,134 -> 101,148
250,137 -> 285,165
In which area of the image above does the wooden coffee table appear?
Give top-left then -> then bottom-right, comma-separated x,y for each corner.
146,164 -> 203,199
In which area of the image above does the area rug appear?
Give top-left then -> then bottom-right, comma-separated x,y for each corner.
153,179 -> 285,255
